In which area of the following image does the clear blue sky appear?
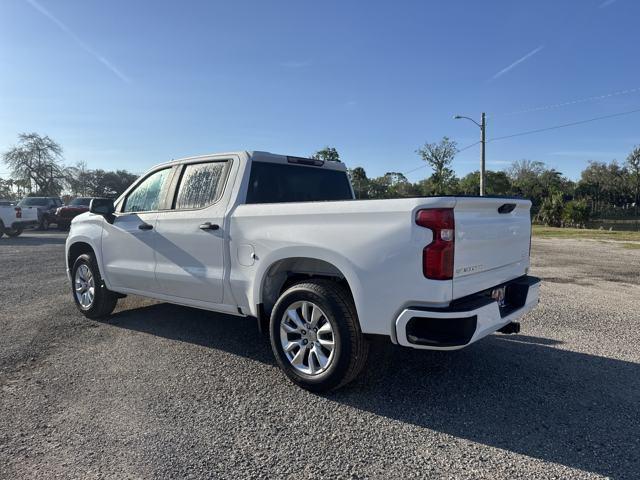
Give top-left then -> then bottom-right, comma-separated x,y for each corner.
1,0 -> 639,181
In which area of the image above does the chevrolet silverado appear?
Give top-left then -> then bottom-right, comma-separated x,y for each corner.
65,151 -> 540,391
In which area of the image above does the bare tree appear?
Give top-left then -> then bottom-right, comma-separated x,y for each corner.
65,161 -> 92,196
507,159 -> 546,182
2,133 -> 64,195
0,177 -> 14,200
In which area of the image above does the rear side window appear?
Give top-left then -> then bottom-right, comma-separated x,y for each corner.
174,161 -> 230,210
246,162 -> 353,204
123,168 -> 171,213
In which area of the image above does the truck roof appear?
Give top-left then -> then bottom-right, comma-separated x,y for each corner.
156,151 -> 348,172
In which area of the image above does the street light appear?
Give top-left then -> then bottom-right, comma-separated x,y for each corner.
454,112 -> 486,196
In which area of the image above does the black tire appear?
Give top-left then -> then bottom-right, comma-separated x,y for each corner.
269,279 -> 369,392
39,217 -> 49,231
71,253 -> 118,319
4,227 -> 23,237
0,220 -> 4,239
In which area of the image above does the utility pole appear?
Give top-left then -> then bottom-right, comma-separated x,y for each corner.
480,112 -> 486,196
454,112 -> 487,196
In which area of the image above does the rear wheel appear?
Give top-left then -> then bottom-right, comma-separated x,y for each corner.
71,253 -> 118,319
4,227 -> 23,237
270,279 -> 369,392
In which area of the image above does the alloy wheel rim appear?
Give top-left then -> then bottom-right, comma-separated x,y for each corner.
280,301 -> 335,376
74,264 -> 95,308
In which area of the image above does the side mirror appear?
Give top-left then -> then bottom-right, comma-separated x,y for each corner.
90,198 -> 115,216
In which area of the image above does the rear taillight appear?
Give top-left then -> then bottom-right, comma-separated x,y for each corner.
416,208 -> 455,280
15,207 -> 22,219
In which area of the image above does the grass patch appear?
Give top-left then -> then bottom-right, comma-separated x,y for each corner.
532,225 -> 640,242
622,242 -> 640,249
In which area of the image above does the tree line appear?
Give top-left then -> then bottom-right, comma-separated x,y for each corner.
1,133 -> 138,200
313,139 -> 640,228
2,133 -> 639,228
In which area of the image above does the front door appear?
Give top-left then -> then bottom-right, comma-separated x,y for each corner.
153,159 -> 230,304
101,167 -> 172,293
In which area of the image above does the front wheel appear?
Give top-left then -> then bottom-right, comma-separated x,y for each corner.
270,279 -> 369,392
71,253 -> 118,319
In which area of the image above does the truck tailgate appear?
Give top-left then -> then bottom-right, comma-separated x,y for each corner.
453,197 -> 531,299
19,206 -> 39,222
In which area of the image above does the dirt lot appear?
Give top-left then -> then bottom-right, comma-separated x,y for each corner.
1,232 -> 639,479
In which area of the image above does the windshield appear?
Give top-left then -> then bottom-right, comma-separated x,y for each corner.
70,197 -> 91,206
19,197 -> 48,206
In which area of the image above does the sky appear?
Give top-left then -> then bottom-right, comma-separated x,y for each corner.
1,0 -> 639,181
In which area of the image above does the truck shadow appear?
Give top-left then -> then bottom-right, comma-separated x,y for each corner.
108,302 -> 638,478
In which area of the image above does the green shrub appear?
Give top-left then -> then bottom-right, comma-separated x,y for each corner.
562,199 -> 590,227
536,193 -> 564,227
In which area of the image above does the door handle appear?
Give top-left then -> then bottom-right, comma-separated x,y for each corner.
138,223 -> 153,231
199,222 -> 220,231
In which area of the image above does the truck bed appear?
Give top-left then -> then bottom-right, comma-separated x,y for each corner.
229,195 -> 531,337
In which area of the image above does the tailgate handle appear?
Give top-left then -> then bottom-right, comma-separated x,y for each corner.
498,203 -> 516,214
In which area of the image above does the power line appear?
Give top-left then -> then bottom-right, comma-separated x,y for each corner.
490,86 -> 640,118
403,141 -> 481,176
402,164 -> 427,175
404,106 -> 640,178
488,106 -> 640,143
458,141 -> 482,153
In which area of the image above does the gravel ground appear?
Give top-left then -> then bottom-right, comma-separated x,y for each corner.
1,231 -> 639,479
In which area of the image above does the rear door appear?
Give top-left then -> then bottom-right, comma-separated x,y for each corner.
153,158 -> 232,304
452,197 -> 532,298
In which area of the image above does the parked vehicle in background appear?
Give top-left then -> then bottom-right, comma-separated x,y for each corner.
65,151 -> 540,391
56,197 -> 94,230
0,202 -> 39,238
0,199 -> 16,206
17,196 -> 63,230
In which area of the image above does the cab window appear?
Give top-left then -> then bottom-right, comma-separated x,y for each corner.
173,161 -> 230,210
246,162 -> 353,204
123,168 -> 171,213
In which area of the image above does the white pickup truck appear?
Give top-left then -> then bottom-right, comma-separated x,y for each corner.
0,202 -> 39,238
65,151 -> 540,391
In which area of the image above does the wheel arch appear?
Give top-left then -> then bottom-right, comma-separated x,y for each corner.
256,253 -> 361,326
67,241 -> 96,272
66,237 -> 110,289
